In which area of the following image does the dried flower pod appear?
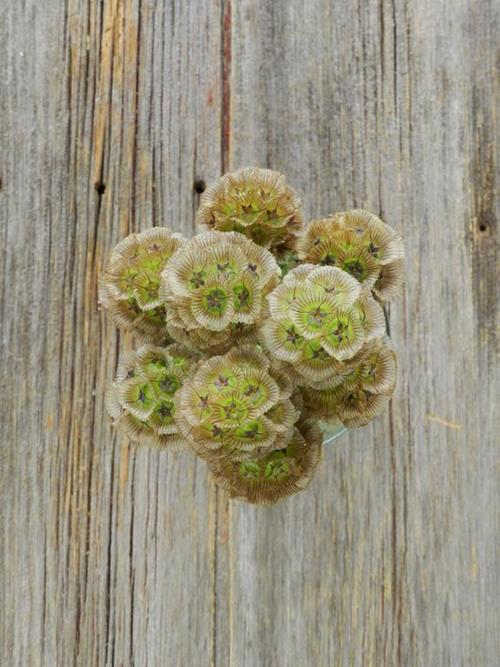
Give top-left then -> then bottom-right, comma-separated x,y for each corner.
207,419 -> 322,504
274,247 -> 301,276
106,344 -> 198,449
351,289 -> 387,341
174,345 -> 300,462
372,257 -> 405,302
195,167 -> 304,249
341,210 -> 404,261
167,321 -> 260,356
261,265 -> 384,385
357,340 -> 397,394
160,231 -> 280,353
100,170 -> 407,506
301,339 -> 397,427
99,228 -> 184,342
297,210 -> 404,301
299,385 -> 342,423
335,388 -> 391,428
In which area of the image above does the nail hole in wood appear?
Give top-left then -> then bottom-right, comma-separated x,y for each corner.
478,223 -> 487,233
95,181 -> 106,195
194,179 -> 206,194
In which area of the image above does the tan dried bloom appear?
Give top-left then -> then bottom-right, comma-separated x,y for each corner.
351,290 -> 387,342
106,344 -> 198,449
260,265 -> 386,385
372,257 -> 405,302
160,231 -> 280,353
357,340 -> 398,394
166,321 -> 260,355
100,168 -> 407,506
301,339 -> 397,427
207,419 -> 322,504
195,167 -> 304,249
335,388 -> 391,428
99,228 -> 184,342
297,210 -> 405,301
174,345 -> 300,463
274,247 -> 301,276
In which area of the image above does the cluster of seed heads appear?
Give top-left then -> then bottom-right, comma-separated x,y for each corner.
100,167 -> 405,504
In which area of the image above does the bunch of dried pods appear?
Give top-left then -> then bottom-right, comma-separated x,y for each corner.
101,168 -> 404,504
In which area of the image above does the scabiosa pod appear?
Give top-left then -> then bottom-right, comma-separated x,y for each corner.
207,419 -> 322,504
99,228 -> 184,342
159,231 -> 280,353
106,344 -> 198,449
195,167 -> 304,250
260,264 -> 386,385
372,257 -> 405,302
174,345 -> 300,463
301,339 -> 397,428
274,246 -> 301,277
297,210 -> 405,301
100,168 -> 406,504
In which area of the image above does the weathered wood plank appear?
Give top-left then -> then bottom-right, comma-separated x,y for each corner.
1,1 -> 223,665
228,0 -> 499,665
1,0 -> 498,666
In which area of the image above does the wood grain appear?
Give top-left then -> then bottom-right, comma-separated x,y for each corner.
229,1 -> 499,665
1,1 -> 498,666
1,1 -> 223,665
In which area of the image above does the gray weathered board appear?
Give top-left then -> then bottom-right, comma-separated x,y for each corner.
1,0 -> 498,665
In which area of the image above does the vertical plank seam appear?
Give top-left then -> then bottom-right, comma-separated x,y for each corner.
391,0 -> 398,117
221,0 -> 232,173
104,439 -> 117,666
382,2 -> 407,660
212,488 -> 219,667
213,2 -> 233,665
91,0 -> 120,662
129,456 -> 136,662
389,401 -> 403,666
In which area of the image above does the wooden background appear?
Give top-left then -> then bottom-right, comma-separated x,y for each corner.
1,0 -> 498,665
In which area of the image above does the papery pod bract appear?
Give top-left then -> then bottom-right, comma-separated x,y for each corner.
260,264 -> 386,386
300,339 -> 397,428
174,345 -> 300,463
106,344 -> 199,449
207,419 -> 322,504
297,210 -> 404,302
99,228 -> 184,342
195,167 -> 304,250
160,231 -> 280,353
